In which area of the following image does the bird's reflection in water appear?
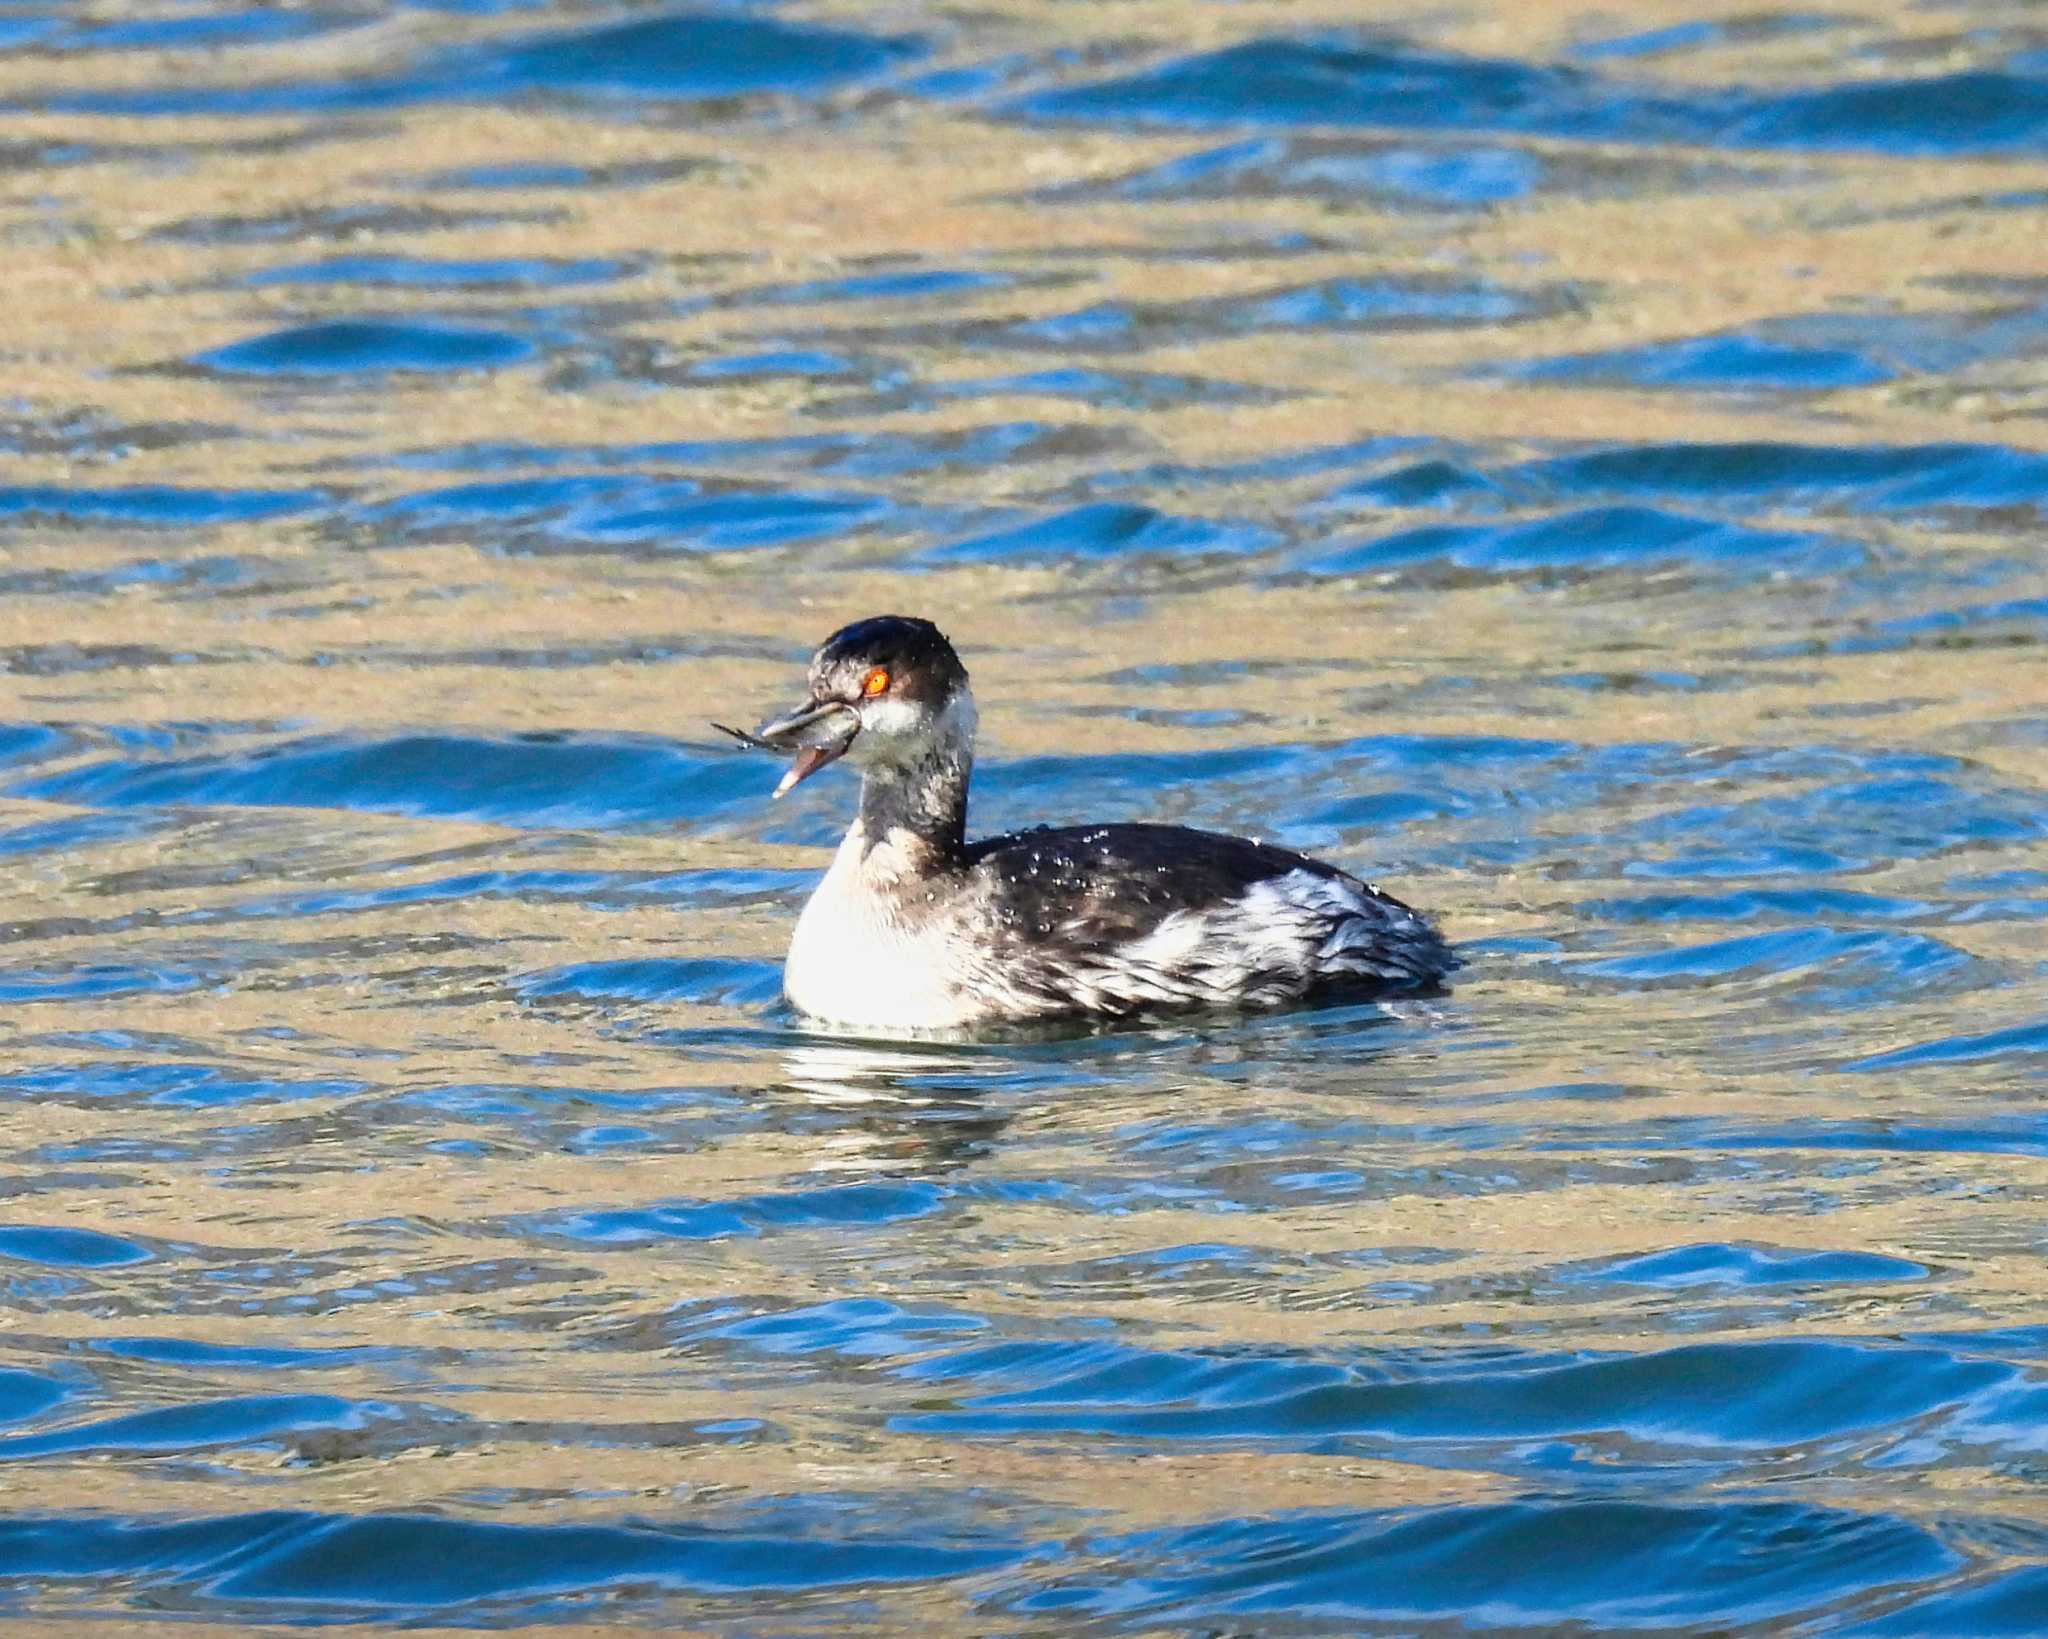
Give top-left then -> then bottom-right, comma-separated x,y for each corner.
770,1036 -> 1022,1177
763,998 -> 1429,1179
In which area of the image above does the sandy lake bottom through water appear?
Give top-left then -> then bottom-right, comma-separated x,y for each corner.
0,0 -> 2044,1631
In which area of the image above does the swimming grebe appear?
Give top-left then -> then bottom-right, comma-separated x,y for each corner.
718,615 -> 1455,1031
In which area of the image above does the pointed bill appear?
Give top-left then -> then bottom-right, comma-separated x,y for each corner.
711,696 -> 859,799
772,743 -> 842,799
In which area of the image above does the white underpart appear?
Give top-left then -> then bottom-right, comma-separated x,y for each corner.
784,828 -> 983,1031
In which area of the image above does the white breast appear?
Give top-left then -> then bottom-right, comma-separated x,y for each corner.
783,830 -> 979,1032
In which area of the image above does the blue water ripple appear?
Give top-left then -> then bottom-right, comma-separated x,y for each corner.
1511,331 -> 1891,391
1087,135 -> 1553,208
734,269 -> 1016,306
0,1060 -> 367,1110
0,811 -> 169,860
432,13 -> 922,104
1574,927 -> 1973,995
1605,775 -> 2048,883
896,1335 -> 2038,1459
51,12 -> 925,117
0,724 -> 70,770
1844,1020 -> 2048,1073
0,1370 -> 71,1428
1572,16 -> 1842,63
699,1298 -> 992,1360
242,255 -> 628,290
0,485 -> 324,527
1856,1566 -> 2048,1636
1019,34 -> 2048,156
1515,440 -> 2048,517
0,1395 -> 412,1460
33,8 -> 338,54
10,732 -> 763,833
985,274 -> 1559,353
360,474 -> 900,553
219,867 -> 806,922
1844,598 -> 2048,657
0,1505 -> 1017,1612
195,319 -> 536,376
0,1225 -> 152,1268
895,365 -> 1275,411
519,1180 -> 951,1244
385,421 -> 1085,482
515,958 -> 783,1007
998,1499 -> 1960,1629
687,349 -> 864,382
923,502 -> 1275,565
1292,504 -> 1862,579
93,1337 -> 406,1371
1582,889 -> 1938,924
0,965 -> 210,1004
1561,1243 -> 1931,1290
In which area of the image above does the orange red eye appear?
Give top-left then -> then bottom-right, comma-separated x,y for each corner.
862,667 -> 891,697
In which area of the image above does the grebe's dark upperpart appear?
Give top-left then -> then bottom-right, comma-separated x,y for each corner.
716,615 -> 1456,1031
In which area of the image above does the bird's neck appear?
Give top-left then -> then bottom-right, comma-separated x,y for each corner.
852,692 -> 976,871
856,746 -> 972,868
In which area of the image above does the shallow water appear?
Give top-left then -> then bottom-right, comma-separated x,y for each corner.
0,0 -> 2045,1631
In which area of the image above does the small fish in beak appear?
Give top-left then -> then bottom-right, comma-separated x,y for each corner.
712,697 -> 860,799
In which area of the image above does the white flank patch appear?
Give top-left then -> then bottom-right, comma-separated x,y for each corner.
1119,908 -> 1209,973
1092,869 -> 1414,1006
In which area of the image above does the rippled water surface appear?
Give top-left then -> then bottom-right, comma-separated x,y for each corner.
1,0 -> 2046,1631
